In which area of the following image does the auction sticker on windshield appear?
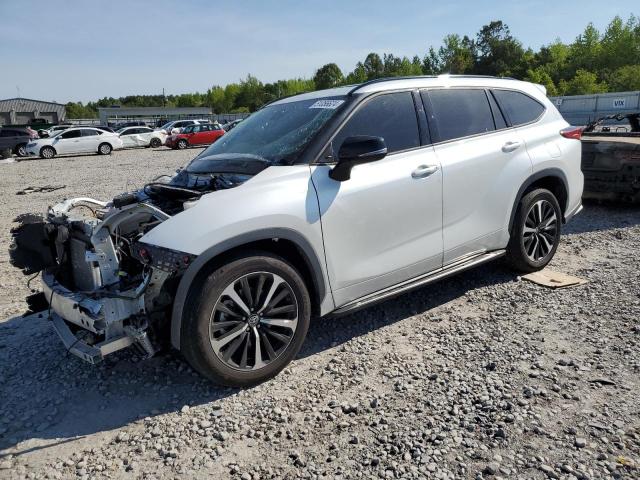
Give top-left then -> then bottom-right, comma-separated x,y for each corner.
309,99 -> 345,109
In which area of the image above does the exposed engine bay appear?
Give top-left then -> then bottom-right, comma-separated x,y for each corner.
9,155 -> 269,363
581,113 -> 640,203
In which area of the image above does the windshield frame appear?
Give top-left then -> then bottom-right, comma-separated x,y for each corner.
192,94 -> 356,168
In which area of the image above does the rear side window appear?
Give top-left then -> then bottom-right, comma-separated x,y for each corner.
492,90 -> 545,126
425,89 -> 495,142
333,92 -> 420,154
81,129 -> 101,136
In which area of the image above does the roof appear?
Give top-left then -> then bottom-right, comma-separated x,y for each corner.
271,75 -> 543,106
0,97 -> 66,114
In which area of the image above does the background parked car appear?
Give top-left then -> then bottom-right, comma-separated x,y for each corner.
38,124 -> 74,137
222,119 -> 243,132
118,126 -> 167,148
26,127 -> 123,159
111,120 -> 148,130
156,119 -> 208,135
0,127 -> 38,157
165,123 -> 224,149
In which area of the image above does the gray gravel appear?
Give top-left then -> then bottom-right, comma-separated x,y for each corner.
0,148 -> 639,479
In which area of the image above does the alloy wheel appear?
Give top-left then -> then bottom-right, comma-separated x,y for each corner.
209,272 -> 298,371
17,145 -> 27,157
523,199 -> 558,262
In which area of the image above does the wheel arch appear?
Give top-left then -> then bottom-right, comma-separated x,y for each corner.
170,228 -> 328,350
509,168 -> 569,232
40,145 -> 56,157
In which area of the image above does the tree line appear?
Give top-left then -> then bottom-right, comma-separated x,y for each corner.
66,15 -> 640,118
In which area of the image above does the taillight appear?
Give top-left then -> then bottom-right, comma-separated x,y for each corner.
560,126 -> 583,140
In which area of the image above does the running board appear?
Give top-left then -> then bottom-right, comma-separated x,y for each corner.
332,250 -> 506,316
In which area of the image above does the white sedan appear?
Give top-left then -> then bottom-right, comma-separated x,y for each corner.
26,127 -> 124,159
118,126 -> 167,148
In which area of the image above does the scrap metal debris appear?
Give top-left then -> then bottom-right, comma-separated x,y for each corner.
522,269 -> 588,289
16,185 -> 66,195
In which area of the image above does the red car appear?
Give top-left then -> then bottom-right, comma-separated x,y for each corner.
165,123 -> 224,149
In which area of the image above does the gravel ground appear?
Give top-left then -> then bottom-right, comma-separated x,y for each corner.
0,148 -> 639,480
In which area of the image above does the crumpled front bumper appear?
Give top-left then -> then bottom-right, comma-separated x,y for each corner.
42,271 -> 147,364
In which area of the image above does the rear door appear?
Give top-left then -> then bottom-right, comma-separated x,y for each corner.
313,90 -> 443,306
80,128 -> 102,152
423,88 -> 532,264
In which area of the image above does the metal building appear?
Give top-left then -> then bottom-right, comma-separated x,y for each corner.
549,91 -> 640,126
0,98 -> 66,125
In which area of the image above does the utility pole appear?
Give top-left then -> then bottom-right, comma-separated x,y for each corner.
16,86 -> 20,98
162,88 -> 166,108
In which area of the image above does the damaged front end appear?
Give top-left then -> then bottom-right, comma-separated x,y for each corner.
9,164 -> 258,363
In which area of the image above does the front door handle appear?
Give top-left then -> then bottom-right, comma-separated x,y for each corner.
502,141 -> 522,153
412,165 -> 439,179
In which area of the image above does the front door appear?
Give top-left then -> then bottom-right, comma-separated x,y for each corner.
53,129 -> 83,154
312,91 -> 443,307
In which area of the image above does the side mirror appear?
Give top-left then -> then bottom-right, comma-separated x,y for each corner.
329,136 -> 387,182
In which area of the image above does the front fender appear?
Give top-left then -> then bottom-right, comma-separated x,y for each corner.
137,165 -> 333,349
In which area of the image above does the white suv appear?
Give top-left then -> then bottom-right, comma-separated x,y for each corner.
10,76 -> 583,386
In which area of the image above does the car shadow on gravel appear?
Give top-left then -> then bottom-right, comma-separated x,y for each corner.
0,263 -> 516,456
563,201 -> 640,236
299,263 -> 517,360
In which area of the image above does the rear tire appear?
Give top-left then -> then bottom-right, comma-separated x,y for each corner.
181,251 -> 311,387
40,146 -> 55,159
177,139 -> 188,150
98,143 -> 112,155
150,137 -> 162,148
506,188 -> 562,273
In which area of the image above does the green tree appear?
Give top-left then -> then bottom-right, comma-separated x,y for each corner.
607,65 -> 640,91
437,34 -> 475,74
524,67 -> 558,96
561,69 -> 608,95
475,21 -> 527,77
363,53 -> 384,79
313,63 -> 344,89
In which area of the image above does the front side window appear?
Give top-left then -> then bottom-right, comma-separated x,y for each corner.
426,89 -> 495,142
193,95 -> 346,169
493,90 -> 545,126
332,92 -> 420,154
183,125 -> 195,134
60,129 -> 81,139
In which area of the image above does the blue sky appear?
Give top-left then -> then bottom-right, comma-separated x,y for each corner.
0,1 -> 636,103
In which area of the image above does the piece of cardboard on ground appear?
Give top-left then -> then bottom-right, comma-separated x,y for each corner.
522,269 -> 588,289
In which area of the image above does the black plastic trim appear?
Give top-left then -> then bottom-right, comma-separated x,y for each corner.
170,228 -> 327,349
508,168 -> 570,231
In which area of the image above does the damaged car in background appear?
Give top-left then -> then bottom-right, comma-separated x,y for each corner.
581,112 -> 640,202
10,76 -> 583,387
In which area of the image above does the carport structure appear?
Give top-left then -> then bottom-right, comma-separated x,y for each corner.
98,106 -> 212,126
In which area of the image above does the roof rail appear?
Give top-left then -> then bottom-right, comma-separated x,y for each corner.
348,74 -> 517,95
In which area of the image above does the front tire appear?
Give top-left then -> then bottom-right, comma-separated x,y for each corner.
40,146 -> 55,159
15,144 -> 27,157
182,252 -> 311,387
150,137 -> 162,148
506,188 -> 561,273
98,143 -> 112,155
177,139 -> 188,150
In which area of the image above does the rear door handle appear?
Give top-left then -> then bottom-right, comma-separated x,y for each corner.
412,165 -> 439,179
502,141 -> 522,153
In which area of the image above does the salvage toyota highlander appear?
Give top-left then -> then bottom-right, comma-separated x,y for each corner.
9,76 -> 584,386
